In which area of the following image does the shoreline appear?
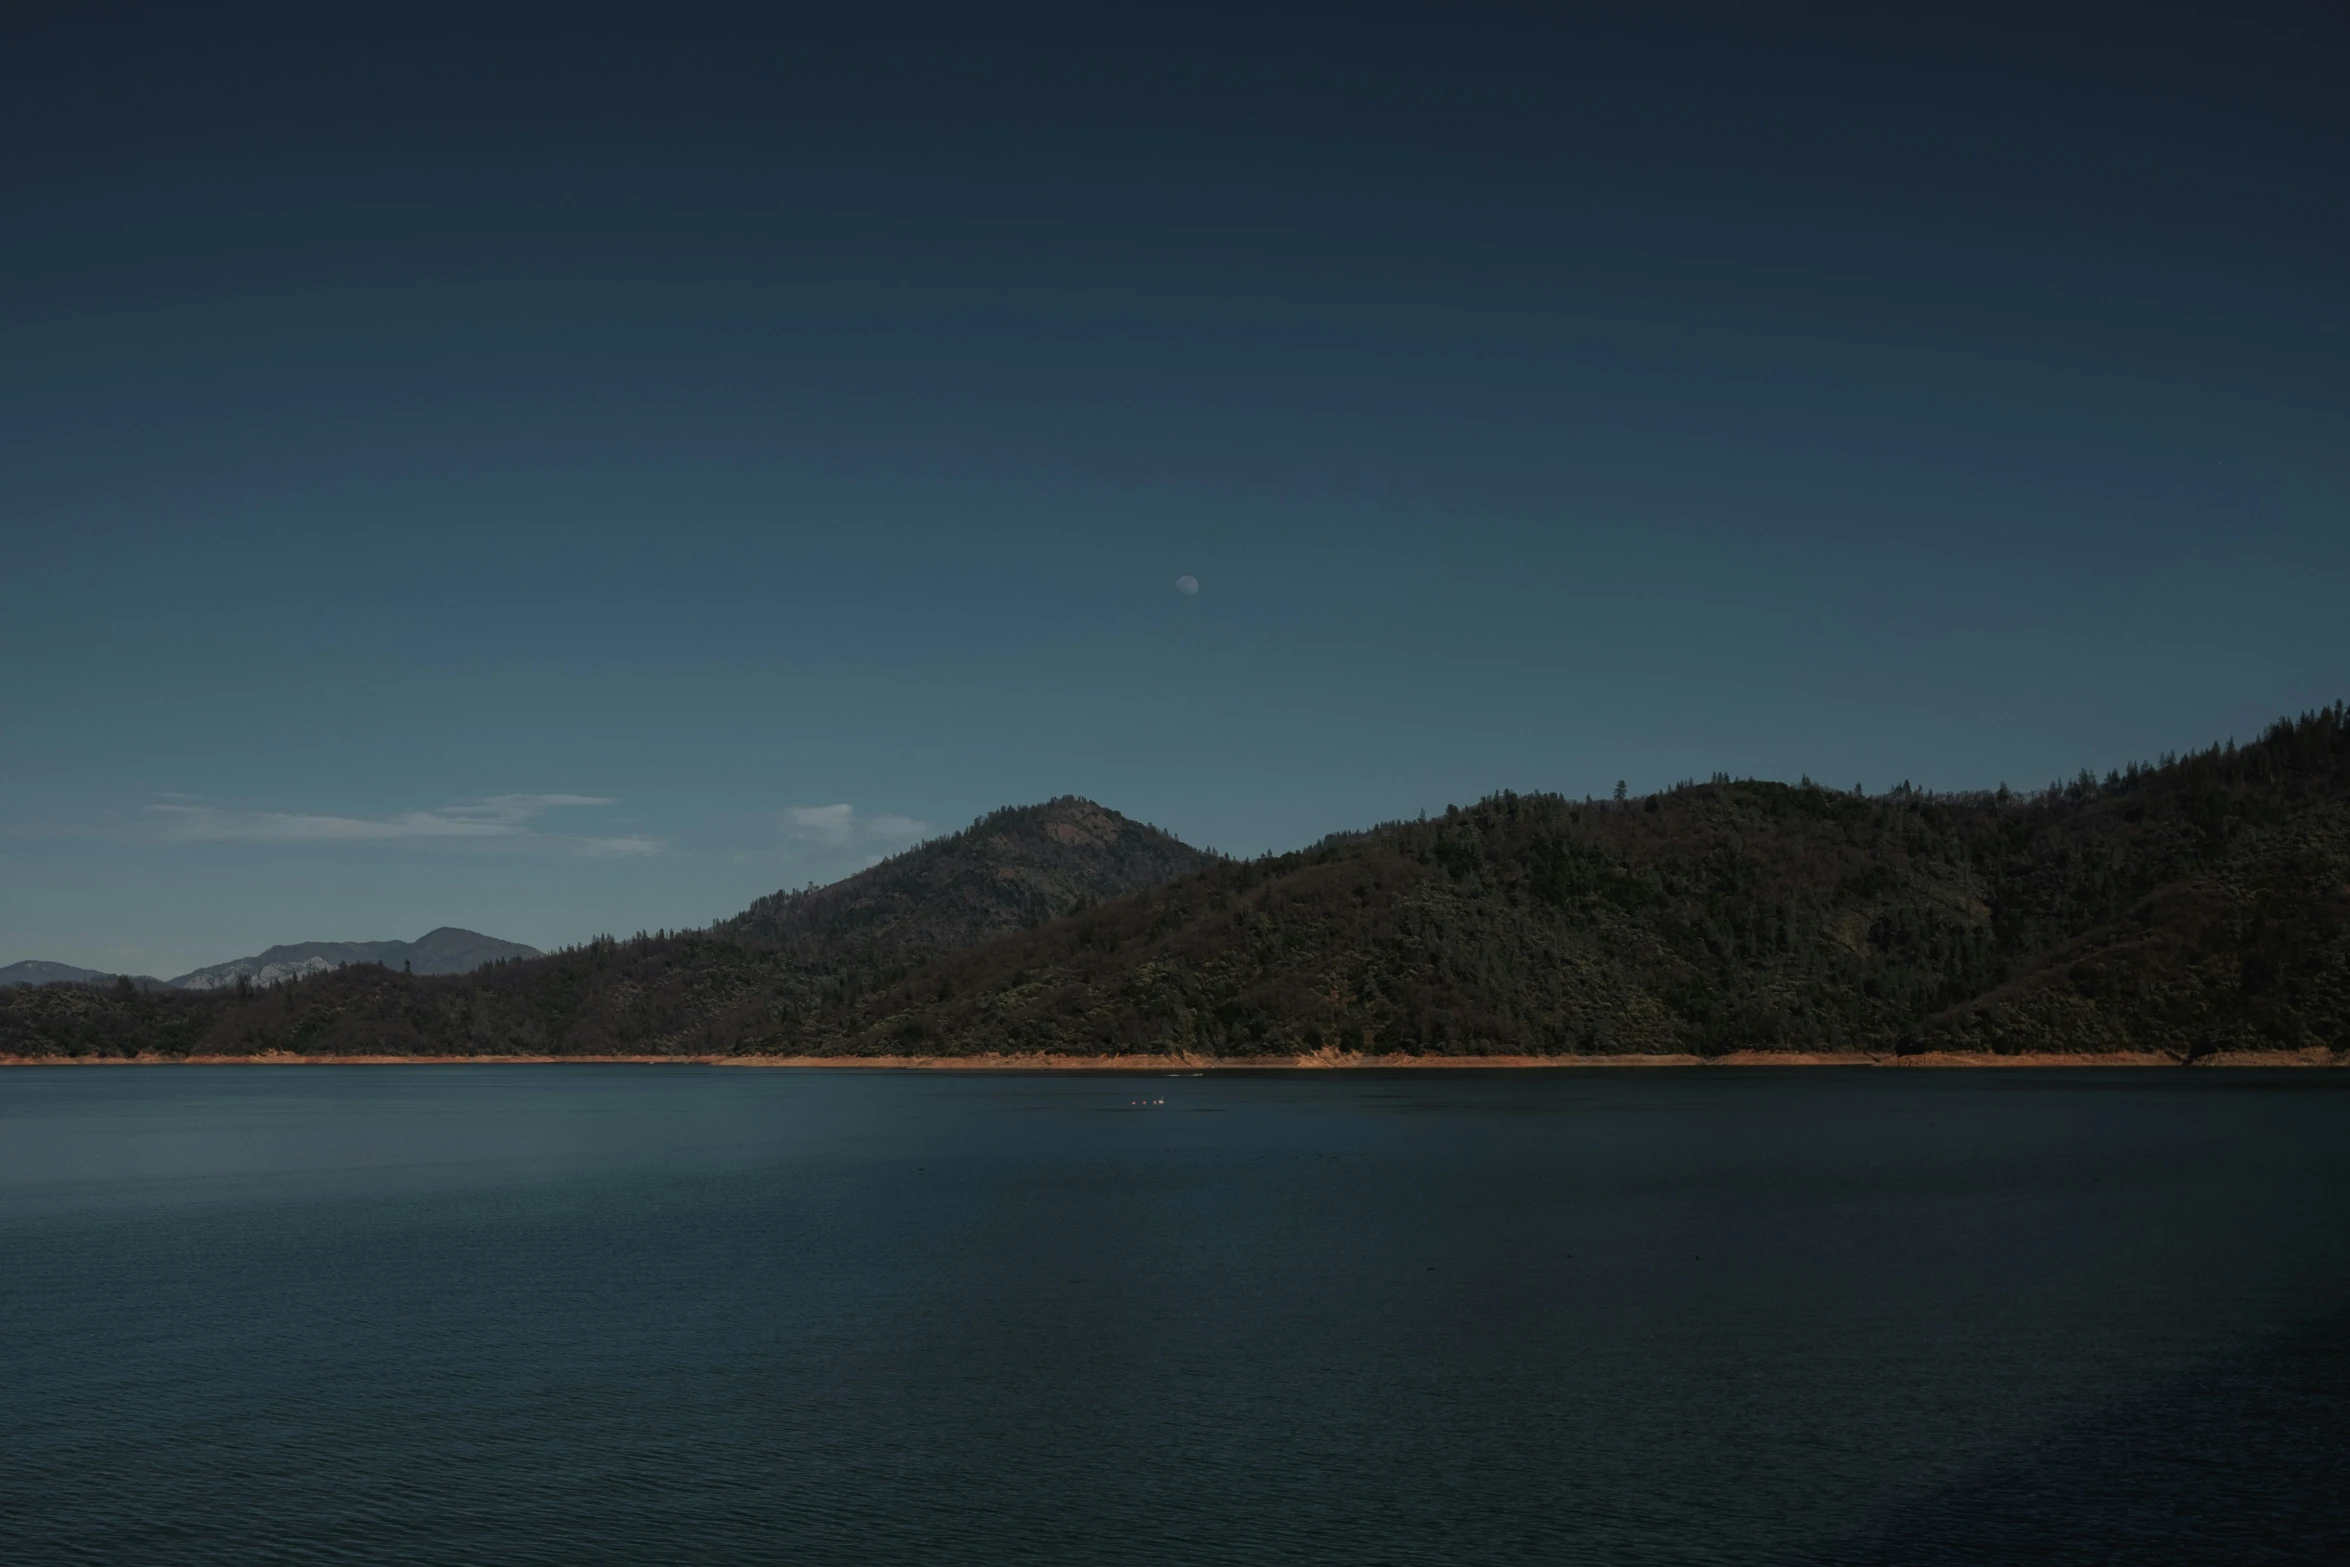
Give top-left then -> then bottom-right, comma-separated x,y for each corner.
0,1048 -> 2340,1069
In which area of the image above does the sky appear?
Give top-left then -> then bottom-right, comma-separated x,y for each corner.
3,1 -> 2345,977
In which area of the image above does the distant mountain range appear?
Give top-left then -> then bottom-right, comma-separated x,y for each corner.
0,928 -> 538,992
6,710 -> 2349,1061
0,960 -> 167,990
168,928 -> 541,989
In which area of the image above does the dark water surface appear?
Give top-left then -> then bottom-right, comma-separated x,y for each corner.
3,1067 -> 2346,1565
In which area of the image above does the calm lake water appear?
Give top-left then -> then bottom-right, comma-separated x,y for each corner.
3,1066 -> 2346,1565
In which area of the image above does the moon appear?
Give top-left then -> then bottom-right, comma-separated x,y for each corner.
1174,574 -> 1200,595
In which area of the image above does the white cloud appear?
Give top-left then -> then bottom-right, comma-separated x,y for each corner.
786,803 -> 857,845
153,806 -> 500,841
149,795 -> 656,856
578,835 -> 663,857
785,803 -> 931,851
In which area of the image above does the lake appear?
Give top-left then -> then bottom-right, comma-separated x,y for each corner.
3,1066 -> 2345,1564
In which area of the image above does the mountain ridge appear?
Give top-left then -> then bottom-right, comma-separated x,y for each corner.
0,960 -> 167,990
3,928 -> 540,992
6,716 -> 2348,1061
793,709 -> 2350,1061
718,796 -> 1214,961
169,927 -> 542,989
0,797 -> 1213,1057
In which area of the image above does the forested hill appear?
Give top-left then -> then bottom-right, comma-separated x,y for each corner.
801,707 -> 2350,1060
717,797 -> 1211,961
0,797 -> 1214,1059
6,714 -> 2348,1060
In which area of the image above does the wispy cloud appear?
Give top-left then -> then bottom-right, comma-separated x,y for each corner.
785,803 -> 857,846
785,804 -> 930,850
577,835 -> 663,857
149,794 -> 659,855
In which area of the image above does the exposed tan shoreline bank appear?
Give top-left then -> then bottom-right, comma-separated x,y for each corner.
2,1048 -> 2340,1069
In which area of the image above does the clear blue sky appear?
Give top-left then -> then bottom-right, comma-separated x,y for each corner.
4,2 -> 2345,976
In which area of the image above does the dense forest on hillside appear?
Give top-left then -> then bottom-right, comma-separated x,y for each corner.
716,797 -> 1209,960
6,711 -> 2347,1061
809,708 -> 2350,1059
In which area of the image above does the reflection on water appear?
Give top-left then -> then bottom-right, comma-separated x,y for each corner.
3,1067 -> 2346,1565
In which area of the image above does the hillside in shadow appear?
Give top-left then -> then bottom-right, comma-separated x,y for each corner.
5,711 -> 2346,1060
799,707 -> 2350,1059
